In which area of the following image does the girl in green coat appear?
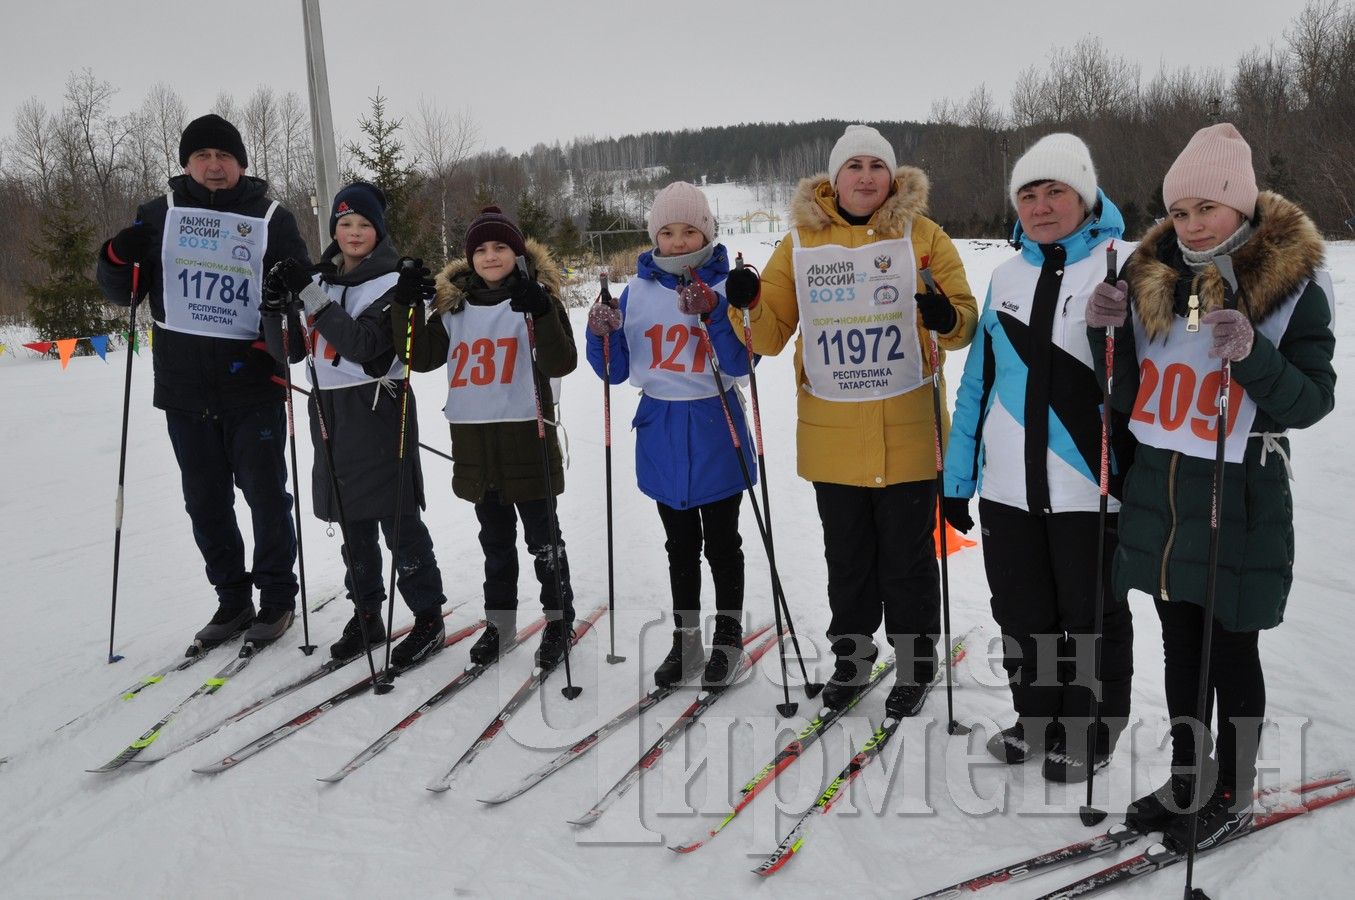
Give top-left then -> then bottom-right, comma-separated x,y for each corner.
1086,123 -> 1336,850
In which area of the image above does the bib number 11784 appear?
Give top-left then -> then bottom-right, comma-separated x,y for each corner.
177,269 -> 252,306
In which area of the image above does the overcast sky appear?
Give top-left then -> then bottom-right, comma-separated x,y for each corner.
0,0 -> 1318,160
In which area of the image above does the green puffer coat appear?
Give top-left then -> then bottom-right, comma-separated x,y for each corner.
1096,192 -> 1336,630
401,239 -> 576,504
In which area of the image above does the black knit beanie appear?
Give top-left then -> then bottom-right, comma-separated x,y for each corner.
179,114 -> 248,167
464,206 -> 527,264
330,182 -> 388,241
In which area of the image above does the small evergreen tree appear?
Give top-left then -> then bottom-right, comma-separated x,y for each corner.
553,215 -> 586,261
25,185 -> 120,348
345,90 -> 426,254
516,190 -> 555,244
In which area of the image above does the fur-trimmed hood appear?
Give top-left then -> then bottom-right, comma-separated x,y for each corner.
1125,191 -> 1325,340
432,237 -> 562,315
789,166 -> 930,237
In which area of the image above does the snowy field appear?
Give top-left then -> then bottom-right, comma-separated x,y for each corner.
0,233 -> 1349,899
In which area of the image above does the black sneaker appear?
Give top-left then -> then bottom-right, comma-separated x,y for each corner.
1125,775 -> 1193,834
821,647 -> 878,711
654,627 -> 705,688
329,611 -> 387,661
242,606 -> 294,645
468,623 -> 504,667
535,618 -> 574,670
884,680 -> 930,719
190,600 -> 255,653
986,722 -> 1043,764
702,617 -> 744,691
1164,787 -> 1254,852
391,612 -> 445,669
1042,741 -> 1110,783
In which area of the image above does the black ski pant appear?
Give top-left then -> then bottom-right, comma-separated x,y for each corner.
165,404 -> 297,611
474,491 -> 575,629
979,499 -> 1133,753
1156,598 -> 1264,797
814,480 -> 939,685
656,493 -> 745,630
341,513 -> 447,618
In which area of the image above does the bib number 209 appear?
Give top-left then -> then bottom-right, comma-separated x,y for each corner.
1131,359 -> 1244,440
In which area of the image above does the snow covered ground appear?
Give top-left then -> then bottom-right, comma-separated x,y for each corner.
0,234 -> 1349,899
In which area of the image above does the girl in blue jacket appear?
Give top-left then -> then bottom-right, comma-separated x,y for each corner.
585,182 -> 755,690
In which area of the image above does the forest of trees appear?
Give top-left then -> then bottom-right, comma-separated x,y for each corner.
3,0 -> 1353,337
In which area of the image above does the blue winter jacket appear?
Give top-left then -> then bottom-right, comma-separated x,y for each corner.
944,191 -> 1129,509
585,244 -> 757,509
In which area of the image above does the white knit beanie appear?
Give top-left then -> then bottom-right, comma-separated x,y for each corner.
828,124 -> 898,183
647,181 -> 715,244
1009,133 -> 1099,210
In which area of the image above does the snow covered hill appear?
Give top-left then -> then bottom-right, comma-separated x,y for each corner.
0,236 -> 1349,898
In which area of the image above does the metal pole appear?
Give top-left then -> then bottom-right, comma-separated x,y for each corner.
301,0 -> 340,246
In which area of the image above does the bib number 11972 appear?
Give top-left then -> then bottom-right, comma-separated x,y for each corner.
816,324 -> 907,366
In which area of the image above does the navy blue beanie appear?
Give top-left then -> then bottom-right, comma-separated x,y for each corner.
330,182 -> 388,241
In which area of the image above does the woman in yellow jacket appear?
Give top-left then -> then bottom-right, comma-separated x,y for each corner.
725,124 -> 977,714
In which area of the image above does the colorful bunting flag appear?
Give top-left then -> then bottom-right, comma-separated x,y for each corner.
89,335 -> 110,361
23,341 -> 53,356
56,338 -> 78,369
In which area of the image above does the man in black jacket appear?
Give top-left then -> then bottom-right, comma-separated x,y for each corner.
96,113 -> 312,651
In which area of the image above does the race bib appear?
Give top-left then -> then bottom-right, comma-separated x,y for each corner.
792,232 -> 925,401
1129,285 -> 1304,462
441,302 -> 537,424
622,276 -> 744,400
159,196 -> 274,339
309,272 -> 404,390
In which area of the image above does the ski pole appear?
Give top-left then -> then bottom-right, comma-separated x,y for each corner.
279,309 -> 316,656
917,257 -> 968,737
377,259 -> 421,681
290,275 -> 386,691
107,259 -> 140,664
1080,241 -> 1118,825
517,256 -> 581,700
734,254 -> 776,553
684,266 -> 822,716
598,272 -> 625,665
1182,256 -> 1241,900
269,376 -> 453,462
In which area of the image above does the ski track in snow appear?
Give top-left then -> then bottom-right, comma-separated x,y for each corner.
0,231 -> 1350,898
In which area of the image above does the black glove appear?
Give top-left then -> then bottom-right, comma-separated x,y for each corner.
266,258 -> 314,295
395,258 -> 436,306
107,222 -> 155,266
260,280 -> 296,315
726,266 -> 761,310
915,289 -> 958,333
509,273 -> 553,318
942,496 -> 974,534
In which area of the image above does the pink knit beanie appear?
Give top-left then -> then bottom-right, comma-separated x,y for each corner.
647,181 -> 715,244
1162,123 -> 1258,219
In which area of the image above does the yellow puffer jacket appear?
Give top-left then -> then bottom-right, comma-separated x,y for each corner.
733,167 -> 977,486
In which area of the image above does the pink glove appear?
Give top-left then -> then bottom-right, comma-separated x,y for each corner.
676,281 -> 718,317
587,300 -> 622,337
1086,279 -> 1129,329
1202,308 -> 1254,361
